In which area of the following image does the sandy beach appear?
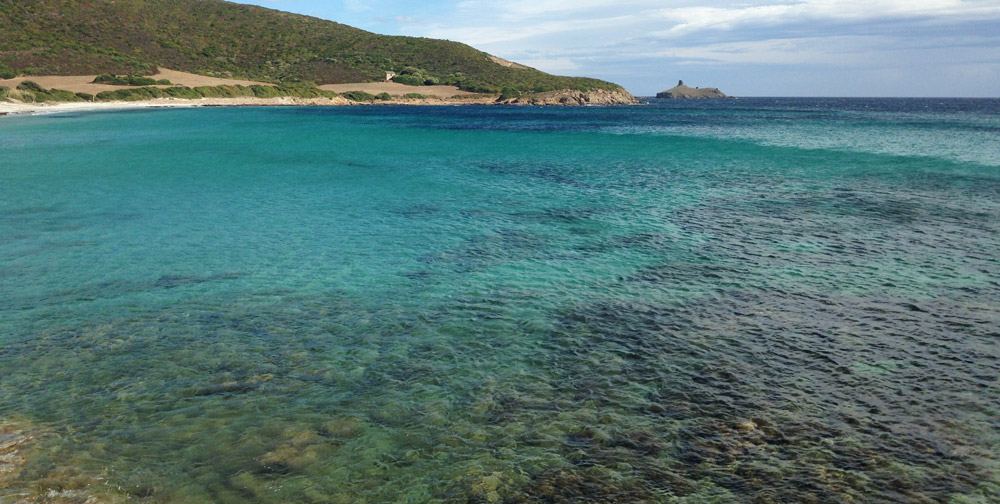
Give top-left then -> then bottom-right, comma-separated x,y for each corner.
0,100 -> 189,116
0,95 -> 367,116
0,94 -> 501,117
0,68 -> 503,117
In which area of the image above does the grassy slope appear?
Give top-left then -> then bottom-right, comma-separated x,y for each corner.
0,0 -> 619,93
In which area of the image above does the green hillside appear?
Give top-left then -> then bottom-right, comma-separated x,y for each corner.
0,0 -> 620,94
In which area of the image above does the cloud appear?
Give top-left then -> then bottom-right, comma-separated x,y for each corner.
342,0 -> 369,13
372,15 -> 417,24
648,0 -> 1000,37
406,1 -> 1000,81
432,0 -> 1000,44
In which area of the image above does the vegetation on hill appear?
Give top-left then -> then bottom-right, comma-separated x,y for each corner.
340,91 -> 375,102
3,81 -> 360,103
0,0 -> 621,94
93,74 -> 172,86
5,80 -> 87,103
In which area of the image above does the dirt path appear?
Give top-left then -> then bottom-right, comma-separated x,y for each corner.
319,81 -> 479,98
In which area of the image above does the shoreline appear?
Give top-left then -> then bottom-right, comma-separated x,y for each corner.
0,95 -> 505,117
0,99 -> 197,117
2,68 -> 639,117
2,68 -> 640,116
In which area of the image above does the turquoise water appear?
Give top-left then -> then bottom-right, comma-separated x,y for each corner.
1,99 -> 999,503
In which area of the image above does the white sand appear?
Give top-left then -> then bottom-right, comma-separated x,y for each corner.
0,100 -> 191,116
0,93 -> 502,117
0,96 -> 358,117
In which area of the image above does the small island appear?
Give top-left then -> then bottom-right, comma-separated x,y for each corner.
657,80 -> 729,99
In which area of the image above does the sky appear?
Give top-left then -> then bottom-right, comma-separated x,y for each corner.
238,0 -> 1000,97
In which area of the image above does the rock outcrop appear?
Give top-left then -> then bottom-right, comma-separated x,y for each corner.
502,87 -> 640,106
657,81 -> 729,99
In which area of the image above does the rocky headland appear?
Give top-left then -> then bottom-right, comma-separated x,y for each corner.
501,87 -> 639,106
657,81 -> 729,99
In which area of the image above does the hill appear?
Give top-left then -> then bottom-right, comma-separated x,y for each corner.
0,0 -> 624,96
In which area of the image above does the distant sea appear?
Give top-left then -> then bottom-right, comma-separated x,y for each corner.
2,98 -> 998,503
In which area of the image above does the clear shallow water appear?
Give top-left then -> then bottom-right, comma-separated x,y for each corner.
1,98 -> 999,503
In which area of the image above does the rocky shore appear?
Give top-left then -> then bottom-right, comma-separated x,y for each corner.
501,87 -> 639,106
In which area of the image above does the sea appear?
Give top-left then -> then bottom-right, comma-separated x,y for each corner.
1,98 -> 999,503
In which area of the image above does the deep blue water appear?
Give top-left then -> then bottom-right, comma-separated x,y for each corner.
1,98 -> 999,503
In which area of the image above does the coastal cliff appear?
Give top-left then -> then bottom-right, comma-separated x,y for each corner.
657,81 -> 729,99
502,87 -> 639,106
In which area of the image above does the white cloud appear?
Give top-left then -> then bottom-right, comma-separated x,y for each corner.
515,57 -> 581,73
649,0 -> 1000,37
425,0 -> 1000,43
343,0 -> 370,13
423,14 -> 638,45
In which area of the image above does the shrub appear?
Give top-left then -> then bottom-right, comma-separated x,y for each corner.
227,85 -> 255,98
499,88 -> 522,101
448,93 -> 493,101
403,93 -> 425,99
75,92 -> 94,101
280,83 -> 339,99
341,91 -> 374,102
163,86 -> 202,99
88,83 -> 340,102
203,85 -> 254,98
10,82 -> 83,103
5,88 -> 33,102
42,88 -> 83,102
0,70 -> 16,80
250,85 -> 281,98
17,80 -> 45,93
275,84 -> 320,98
93,74 -> 168,86
392,74 -> 424,87
0,86 -> 9,100
127,76 -> 160,86
375,92 -> 391,101
192,86 -> 227,98
96,87 -> 166,101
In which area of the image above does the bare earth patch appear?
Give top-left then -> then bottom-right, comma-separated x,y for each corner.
318,81 -> 479,98
0,68 -> 273,95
